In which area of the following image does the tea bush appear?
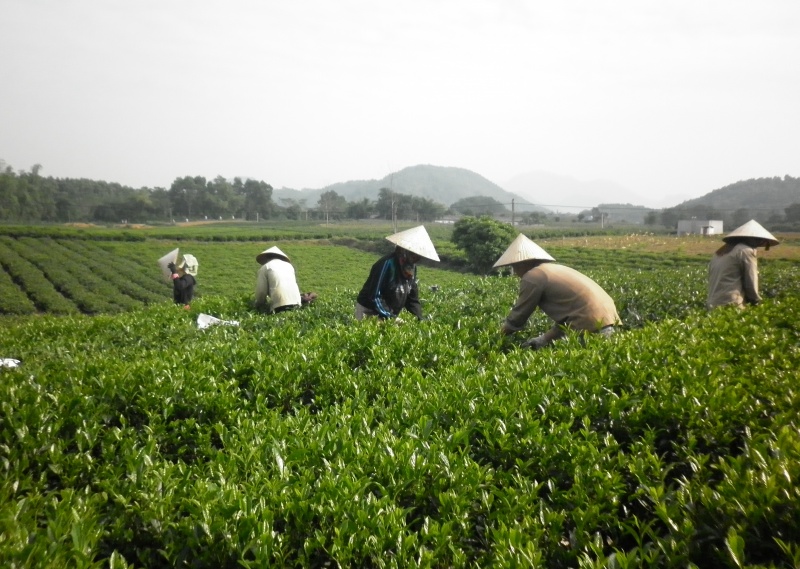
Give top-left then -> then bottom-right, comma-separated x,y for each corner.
1,255 -> 799,567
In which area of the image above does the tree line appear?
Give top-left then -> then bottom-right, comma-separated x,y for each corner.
0,163 -> 447,224
304,188 -> 446,224
5,162 -> 797,229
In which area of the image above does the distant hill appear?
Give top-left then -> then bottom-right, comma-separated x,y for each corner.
273,164 -> 547,211
669,176 -> 800,214
269,168 -> 800,225
660,176 -> 800,230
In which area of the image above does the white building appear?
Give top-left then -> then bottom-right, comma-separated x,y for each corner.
677,219 -> 723,236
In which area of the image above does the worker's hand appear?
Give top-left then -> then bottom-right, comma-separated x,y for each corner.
521,337 -> 546,350
167,262 -> 177,273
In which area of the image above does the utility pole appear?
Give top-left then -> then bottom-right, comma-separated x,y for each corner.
511,199 -> 515,227
390,173 -> 397,233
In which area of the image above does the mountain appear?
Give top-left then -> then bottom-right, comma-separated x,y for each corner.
502,171 -> 649,212
273,164 -> 548,211
659,176 -> 800,230
272,168 -> 800,220
669,176 -> 800,213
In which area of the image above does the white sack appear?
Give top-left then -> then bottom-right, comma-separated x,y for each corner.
158,248 -> 180,283
197,313 -> 240,329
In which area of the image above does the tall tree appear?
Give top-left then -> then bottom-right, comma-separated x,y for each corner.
346,198 -> 374,219
0,168 -> 20,220
411,196 -> 446,221
169,176 -> 207,219
644,211 -> 659,226
450,196 -> 506,216
149,188 -> 172,220
241,179 -> 274,220
280,198 -> 302,220
317,190 -> 347,224
785,203 -> 800,222
375,188 -> 394,220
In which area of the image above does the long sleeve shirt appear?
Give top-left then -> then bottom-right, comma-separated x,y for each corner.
255,259 -> 302,311
707,243 -> 761,309
503,263 -> 619,333
172,274 -> 196,305
356,253 -> 422,319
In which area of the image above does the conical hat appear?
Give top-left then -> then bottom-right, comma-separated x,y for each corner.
385,225 -> 440,261
179,254 -> 199,276
492,234 -> 555,268
256,246 -> 290,264
723,220 -> 779,247
158,248 -> 180,282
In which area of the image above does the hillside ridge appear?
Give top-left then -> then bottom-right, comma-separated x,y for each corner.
275,166 -> 800,216
273,164 -> 548,211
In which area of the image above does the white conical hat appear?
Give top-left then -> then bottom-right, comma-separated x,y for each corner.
723,220 -> 779,247
256,246 -> 290,264
158,248 -> 180,282
385,225 -> 440,261
492,234 -> 555,268
179,254 -> 199,276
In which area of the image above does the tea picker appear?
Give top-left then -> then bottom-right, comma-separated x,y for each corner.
707,219 -> 780,310
254,246 -> 315,313
355,225 -> 440,321
493,234 -> 620,349
158,248 -> 198,310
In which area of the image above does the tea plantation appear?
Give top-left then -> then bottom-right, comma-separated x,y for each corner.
1,231 -> 799,567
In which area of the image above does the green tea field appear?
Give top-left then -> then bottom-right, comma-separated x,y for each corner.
1,227 -> 799,567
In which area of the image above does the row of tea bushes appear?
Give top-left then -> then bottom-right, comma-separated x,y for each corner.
0,236 -> 79,314
2,237 -> 145,314
4,234 -> 793,320
1,276 -> 798,566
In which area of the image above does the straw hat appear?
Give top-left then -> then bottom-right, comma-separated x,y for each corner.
256,246 -> 290,265
723,220 -> 779,247
179,254 -> 199,276
386,225 -> 440,261
492,234 -> 555,268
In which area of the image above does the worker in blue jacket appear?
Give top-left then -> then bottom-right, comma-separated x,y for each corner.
355,226 -> 439,321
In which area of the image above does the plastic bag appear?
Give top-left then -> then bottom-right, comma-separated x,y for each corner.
197,313 -> 240,329
158,248 -> 180,282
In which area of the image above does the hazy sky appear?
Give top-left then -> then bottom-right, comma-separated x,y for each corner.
2,0 -> 798,208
